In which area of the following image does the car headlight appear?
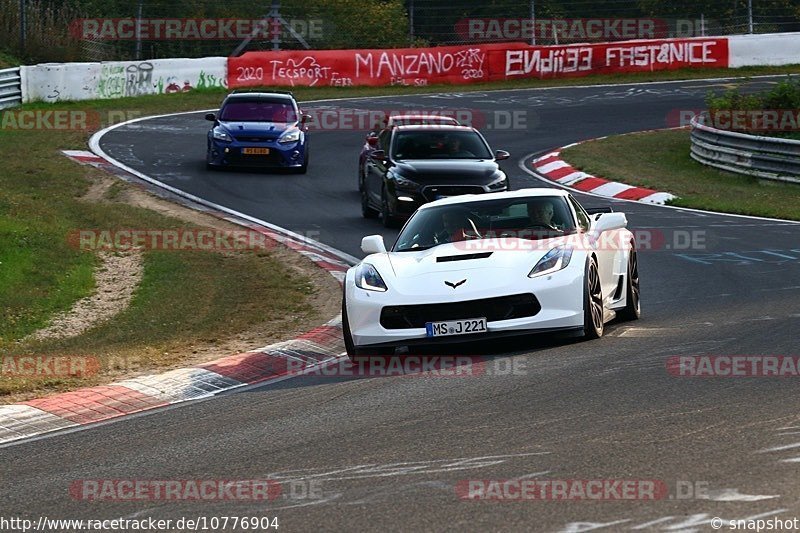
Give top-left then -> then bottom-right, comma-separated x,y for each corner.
487,171 -> 508,190
354,263 -> 388,292
528,246 -> 574,278
392,174 -> 419,190
278,128 -> 302,144
212,126 -> 232,142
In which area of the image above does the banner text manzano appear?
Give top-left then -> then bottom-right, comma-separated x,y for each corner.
228,38 -> 728,88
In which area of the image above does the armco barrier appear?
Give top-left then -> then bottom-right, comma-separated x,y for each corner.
0,67 -> 22,109
690,114 -> 800,184
228,37 -> 729,88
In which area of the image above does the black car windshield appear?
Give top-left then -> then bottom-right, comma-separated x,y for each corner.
391,130 -> 493,160
219,100 -> 298,123
393,197 -> 578,252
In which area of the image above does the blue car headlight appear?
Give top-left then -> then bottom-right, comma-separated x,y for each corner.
212,126 -> 232,142
278,128 -> 302,144
528,246 -> 573,278
354,263 -> 388,292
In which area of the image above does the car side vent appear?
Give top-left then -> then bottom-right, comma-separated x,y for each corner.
436,252 -> 493,263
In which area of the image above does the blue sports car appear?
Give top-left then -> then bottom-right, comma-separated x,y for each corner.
205,91 -> 310,173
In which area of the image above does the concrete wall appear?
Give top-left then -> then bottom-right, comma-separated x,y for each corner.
728,32 -> 800,68
23,57 -> 227,103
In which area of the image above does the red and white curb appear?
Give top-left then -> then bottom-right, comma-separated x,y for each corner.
532,146 -> 677,205
0,151 -> 351,446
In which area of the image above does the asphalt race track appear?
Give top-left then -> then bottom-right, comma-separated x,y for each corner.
3,77 -> 800,532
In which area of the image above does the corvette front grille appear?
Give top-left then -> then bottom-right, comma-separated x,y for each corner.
380,293 -> 540,329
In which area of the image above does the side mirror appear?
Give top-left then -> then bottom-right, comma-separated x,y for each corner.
361,235 -> 387,255
205,113 -> 216,122
592,212 -> 627,234
366,135 -> 379,146
371,149 -> 386,162
494,150 -> 510,161
301,113 -> 312,123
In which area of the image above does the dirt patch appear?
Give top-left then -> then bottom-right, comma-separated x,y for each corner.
26,251 -> 144,342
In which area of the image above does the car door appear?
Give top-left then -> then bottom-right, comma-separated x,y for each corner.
366,129 -> 392,205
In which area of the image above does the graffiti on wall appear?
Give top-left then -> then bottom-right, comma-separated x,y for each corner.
95,62 -> 227,99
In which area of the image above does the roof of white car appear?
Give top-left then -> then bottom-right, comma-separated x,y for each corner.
420,188 -> 570,210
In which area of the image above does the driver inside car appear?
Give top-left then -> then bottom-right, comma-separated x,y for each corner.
527,200 -> 562,231
434,210 -> 480,244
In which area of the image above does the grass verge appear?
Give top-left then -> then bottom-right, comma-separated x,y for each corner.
561,128 -> 800,220
0,122 -> 329,401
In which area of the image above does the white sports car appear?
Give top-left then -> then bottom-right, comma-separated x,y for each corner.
342,189 -> 640,358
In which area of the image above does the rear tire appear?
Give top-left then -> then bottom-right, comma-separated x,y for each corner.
582,257 -> 604,340
618,248 -> 641,321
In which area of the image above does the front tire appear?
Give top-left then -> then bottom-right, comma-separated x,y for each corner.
294,149 -> 309,174
361,186 -> 379,219
582,257 -> 604,339
618,248 -> 641,321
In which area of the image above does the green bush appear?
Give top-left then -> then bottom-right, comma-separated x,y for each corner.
705,77 -> 800,139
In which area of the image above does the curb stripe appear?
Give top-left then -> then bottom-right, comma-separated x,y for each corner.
571,177 -> 610,191
591,182 -> 635,197
23,386 -> 169,425
614,186 -> 660,200
530,147 -> 677,205
536,160 -> 570,174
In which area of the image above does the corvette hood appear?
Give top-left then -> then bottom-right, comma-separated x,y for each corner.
370,239 -> 567,296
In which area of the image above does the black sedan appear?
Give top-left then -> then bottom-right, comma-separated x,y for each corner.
360,125 -> 510,227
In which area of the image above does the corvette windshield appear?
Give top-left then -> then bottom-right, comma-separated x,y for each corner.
393,197 -> 577,252
391,130 -> 492,160
219,100 -> 298,123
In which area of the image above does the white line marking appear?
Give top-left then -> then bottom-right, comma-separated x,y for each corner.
759,441 -> 800,453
